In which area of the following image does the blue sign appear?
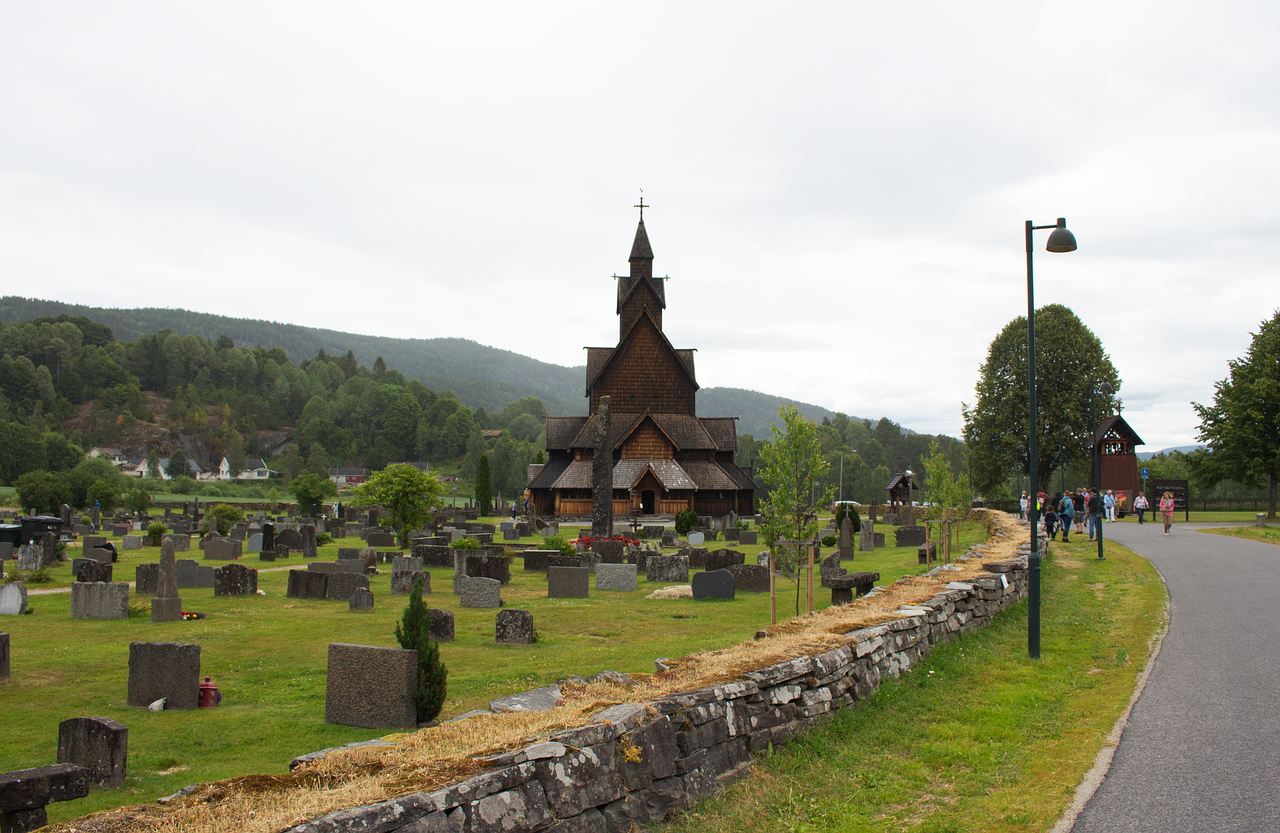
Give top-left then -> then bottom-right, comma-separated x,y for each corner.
1141,468 -> 1149,479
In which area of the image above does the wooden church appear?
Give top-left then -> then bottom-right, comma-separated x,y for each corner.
1092,414 -> 1144,500
526,211 -> 756,519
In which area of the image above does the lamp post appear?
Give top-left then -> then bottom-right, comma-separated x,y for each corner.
1026,217 -> 1078,659
1091,380 -> 1113,560
1060,424 -> 1072,494
904,470 -> 914,516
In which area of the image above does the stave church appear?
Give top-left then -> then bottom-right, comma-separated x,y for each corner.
526,209 -> 756,519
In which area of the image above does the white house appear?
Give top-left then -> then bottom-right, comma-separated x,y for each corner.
85,447 -> 127,466
217,457 -> 277,481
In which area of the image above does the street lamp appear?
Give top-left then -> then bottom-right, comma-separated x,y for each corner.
1026,217 -> 1077,659
904,470 -> 915,515
1091,380 -> 1113,560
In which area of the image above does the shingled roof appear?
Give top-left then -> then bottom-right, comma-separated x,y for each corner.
613,459 -> 696,491
528,458 -> 572,490
648,413 -> 715,449
545,416 -> 590,451
680,460 -> 740,490
700,417 -> 738,451
568,412 -> 645,450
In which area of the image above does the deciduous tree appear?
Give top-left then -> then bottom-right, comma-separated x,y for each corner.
1190,309 -> 1280,517
348,463 -> 444,548
290,471 -> 338,516
963,304 -> 1119,495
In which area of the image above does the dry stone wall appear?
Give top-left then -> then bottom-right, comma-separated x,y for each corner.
287,543 -> 1029,833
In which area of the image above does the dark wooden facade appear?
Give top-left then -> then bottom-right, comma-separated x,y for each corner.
528,217 -> 756,518
1092,414 -> 1144,503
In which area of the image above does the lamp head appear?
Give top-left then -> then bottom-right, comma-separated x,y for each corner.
1099,380 -> 1113,395
1045,218 -> 1077,253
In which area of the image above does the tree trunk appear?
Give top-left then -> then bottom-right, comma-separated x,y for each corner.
1270,472 -> 1277,520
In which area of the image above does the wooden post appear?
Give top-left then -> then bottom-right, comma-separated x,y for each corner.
769,548 -> 777,625
806,537 -> 814,615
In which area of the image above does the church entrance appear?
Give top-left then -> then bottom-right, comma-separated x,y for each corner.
641,490 -> 656,514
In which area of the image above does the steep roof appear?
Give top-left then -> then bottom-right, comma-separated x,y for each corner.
680,461 -> 740,490
700,417 -> 738,451
545,416 -> 590,451
586,309 -> 698,396
1093,414 -> 1145,447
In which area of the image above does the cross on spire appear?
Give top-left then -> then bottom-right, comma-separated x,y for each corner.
634,190 -> 648,221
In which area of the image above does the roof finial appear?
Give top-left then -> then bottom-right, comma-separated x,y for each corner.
634,190 -> 647,221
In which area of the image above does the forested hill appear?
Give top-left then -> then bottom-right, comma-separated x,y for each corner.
0,297 -> 856,437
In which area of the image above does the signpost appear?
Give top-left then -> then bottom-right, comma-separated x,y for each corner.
1152,478 -> 1190,522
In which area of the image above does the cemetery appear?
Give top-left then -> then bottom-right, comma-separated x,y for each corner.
0,498 -> 1014,831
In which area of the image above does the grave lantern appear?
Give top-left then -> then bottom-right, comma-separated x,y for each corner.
198,676 -> 222,708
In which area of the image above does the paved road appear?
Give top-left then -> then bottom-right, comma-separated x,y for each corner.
1069,521 -> 1280,833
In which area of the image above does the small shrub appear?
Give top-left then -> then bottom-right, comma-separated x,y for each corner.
822,535 -> 837,548
454,537 -> 481,550
316,532 -> 333,547
204,503 -> 244,536
128,602 -> 150,618
542,534 -> 577,558
395,575 -> 447,724
147,521 -> 167,546
835,504 -> 862,534
79,515 -> 92,527
674,508 -> 699,536
736,519 -> 751,530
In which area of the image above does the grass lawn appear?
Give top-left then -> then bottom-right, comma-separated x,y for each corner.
3,517 -> 983,826
662,534 -> 1166,833
1198,524 -> 1280,545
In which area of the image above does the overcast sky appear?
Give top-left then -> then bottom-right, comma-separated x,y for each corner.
3,1 -> 1277,451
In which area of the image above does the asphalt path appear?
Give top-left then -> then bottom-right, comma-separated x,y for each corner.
1067,520 -> 1280,833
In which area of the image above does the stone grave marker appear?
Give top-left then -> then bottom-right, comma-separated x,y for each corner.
679,547 -> 707,569
722,527 -> 740,542
739,529 -> 758,545
151,537 -> 183,622
428,608 -> 454,642
127,642 -> 200,710
692,569 -> 735,600
308,562 -> 343,575
203,537 -> 241,561
392,555 -> 423,573
367,531 -> 396,548
325,644 -> 417,730
645,555 -> 690,584
725,563 -> 769,593
548,566 -> 589,598
134,563 -> 158,595
258,549 -> 276,563
326,573 -> 369,602
76,560 -> 112,583
120,535 -> 142,552
0,542 -> 11,562
593,540 -> 626,563
276,528 -> 303,551
287,570 -> 328,600
0,583 -> 29,615
214,564 -> 258,596
578,552 -> 600,574
660,529 -> 677,547
705,549 -> 745,572
300,524 -> 318,559
819,552 -> 847,588
859,521 -> 874,552
687,531 -> 705,547
247,533 -> 263,552
57,717 -> 128,788
169,534 -> 191,551
495,609 -> 534,644
460,576 -> 501,608
175,559 -> 214,589
391,571 -> 429,594
465,553 -> 511,586
896,526 -> 926,548
17,544 -> 40,572
522,550 -> 554,572
71,583 -> 130,619
275,544 -> 290,560
595,563 -> 638,592
348,588 -> 375,611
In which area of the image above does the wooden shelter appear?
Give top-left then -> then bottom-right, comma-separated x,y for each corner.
1092,414 -> 1144,501
527,213 -> 756,518
884,471 -> 916,512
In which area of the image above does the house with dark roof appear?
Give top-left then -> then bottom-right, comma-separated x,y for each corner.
527,212 -> 755,518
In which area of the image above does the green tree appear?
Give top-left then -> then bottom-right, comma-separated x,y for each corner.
147,449 -> 161,481
1190,309 -> 1280,517
225,430 -> 246,479
394,575 -> 447,724
348,463 -> 444,548
15,470 -> 70,514
962,304 -> 1119,495
168,448 -> 190,480
125,487 -> 152,516
86,478 -> 119,514
306,443 -> 328,477
43,433 -> 84,472
205,503 -> 244,536
290,471 -> 338,516
474,455 -> 493,517
758,405 -> 832,615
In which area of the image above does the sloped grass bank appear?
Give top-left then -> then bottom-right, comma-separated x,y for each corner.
661,537 -> 1166,833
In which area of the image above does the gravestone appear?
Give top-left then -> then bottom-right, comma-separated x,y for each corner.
705,549 -> 745,572
275,545 -> 290,560
0,632 -> 8,682
465,553 -> 511,586
546,555 -> 579,569
548,566 -> 590,598
859,520 -> 874,552
214,564 -> 258,596
896,525 -> 926,548
127,642 -> 200,710
258,549 -> 276,563
348,588 -> 375,611
392,555 -> 423,573
496,609 -> 534,644
306,561 -> 343,575
593,540 -> 625,563
578,552 -> 600,574
0,542 -> 10,563
645,555 -> 690,584
120,535 -> 142,552
169,534 -> 191,552
325,644 -> 417,730
503,527 -> 519,541
428,608 -> 454,642
276,528 -> 303,551
678,547 -> 707,569
819,553 -> 847,588
391,571 -> 429,595
71,583 -> 130,619
76,560 -> 112,583
134,563 -> 157,595
643,525 -> 664,540
722,527 -> 740,542
874,532 -> 885,548
691,569 -> 735,601
261,522 -> 275,551
57,717 -> 128,788
287,570 -> 328,600
0,583 -> 29,615
175,559 -> 214,589
326,573 -> 370,602
829,571 -> 880,605
247,533 -> 263,553
17,544 -> 40,572
917,542 -> 937,564
367,531 -> 396,548
595,563 -> 638,592
687,531 -> 705,547
203,538 -> 240,561
413,545 -> 453,568
660,529 -> 678,547
523,550 -> 553,572
726,563 -> 769,593
300,524 -> 318,559
460,576 -> 501,608
151,537 -> 183,622
592,395 -> 613,538
839,517 -> 854,559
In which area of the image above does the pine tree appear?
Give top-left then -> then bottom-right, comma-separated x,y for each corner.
395,576 -> 447,723
474,455 -> 493,516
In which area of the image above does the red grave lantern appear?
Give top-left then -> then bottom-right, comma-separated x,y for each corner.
198,676 -> 222,708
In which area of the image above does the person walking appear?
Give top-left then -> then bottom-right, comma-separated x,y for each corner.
1104,490 -> 1117,521
1160,490 -> 1175,534
1044,493 -> 1059,541
1057,492 -> 1075,542
1134,492 -> 1149,524
1073,489 -> 1087,535
1088,488 -> 1103,542
1019,491 -> 1029,520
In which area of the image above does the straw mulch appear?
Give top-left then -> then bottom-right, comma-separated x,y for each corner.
51,511 -> 1024,833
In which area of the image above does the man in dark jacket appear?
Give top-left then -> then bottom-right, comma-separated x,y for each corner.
1087,488 -> 1103,541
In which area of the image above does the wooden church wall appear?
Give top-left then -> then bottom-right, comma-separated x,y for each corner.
591,319 -> 695,414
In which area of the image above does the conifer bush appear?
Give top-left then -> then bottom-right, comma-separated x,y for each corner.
395,575 -> 447,724
674,508 -> 699,535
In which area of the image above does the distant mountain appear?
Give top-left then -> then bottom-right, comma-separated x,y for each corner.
1136,446 -> 1205,460
0,297 -> 859,436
